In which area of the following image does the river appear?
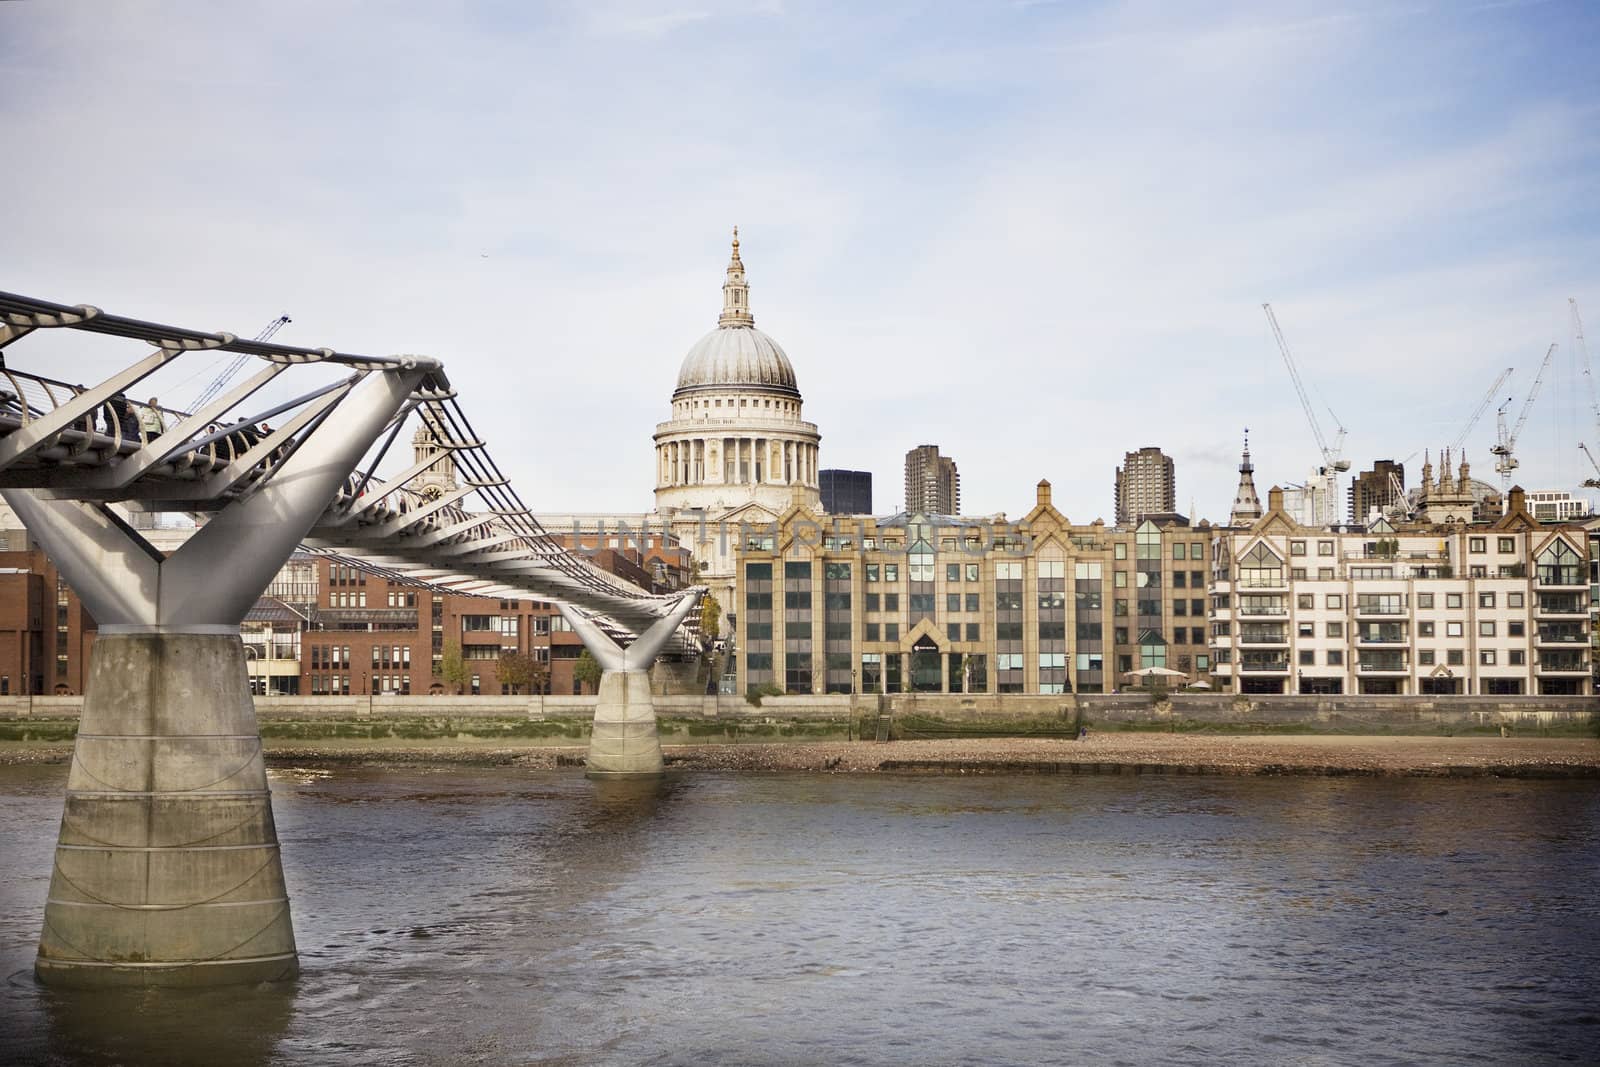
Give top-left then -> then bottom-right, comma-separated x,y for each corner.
1,764 -> 1597,1065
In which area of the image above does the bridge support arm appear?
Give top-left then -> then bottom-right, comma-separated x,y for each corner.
8,365 -> 427,987
559,592 -> 701,777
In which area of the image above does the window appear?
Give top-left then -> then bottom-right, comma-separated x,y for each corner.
1290,541 -> 1306,556
1447,649 -> 1464,666
1446,593 -> 1463,609
866,593 -> 880,612
1418,593 -> 1434,609
948,623 -> 961,641
1509,649 -> 1525,665
1418,621 -> 1435,637
1498,537 -> 1515,553
946,593 -> 961,613
1174,600 -> 1187,616
1480,650 -> 1496,666
1326,649 -> 1343,666
885,623 -> 899,640
1318,541 -> 1334,557
1508,592 -> 1524,608
885,564 -> 899,581
1478,592 -> 1496,609
1327,594 -> 1343,609
1446,621 -> 1463,638
1327,621 -> 1343,638
1479,621 -> 1495,637
1115,571 -> 1128,588
1318,568 -> 1335,580
866,564 -> 879,582
1298,622 -> 1314,637
1114,543 -> 1127,560
1192,599 -> 1204,615
1191,542 -> 1205,559
865,623 -> 879,641
1173,572 -> 1186,588
1292,568 -> 1307,580
885,593 -> 899,611
1299,649 -> 1315,665
1469,537 -> 1486,553
1298,594 -> 1314,609
1174,543 -> 1187,560
947,564 -> 961,582
1508,620 -> 1524,637
966,564 -> 979,581
966,623 -> 980,641
1114,627 -> 1128,644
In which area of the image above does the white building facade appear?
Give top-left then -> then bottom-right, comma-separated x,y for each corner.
1209,487 -> 1591,696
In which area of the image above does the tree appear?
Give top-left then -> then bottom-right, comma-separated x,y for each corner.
573,648 -> 603,694
497,650 -> 535,694
530,657 -> 550,695
698,591 -> 722,643
439,641 -> 469,695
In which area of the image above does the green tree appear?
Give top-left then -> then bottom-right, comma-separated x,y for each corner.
497,650 -> 535,694
573,648 -> 603,694
439,641 -> 469,695
698,592 -> 722,643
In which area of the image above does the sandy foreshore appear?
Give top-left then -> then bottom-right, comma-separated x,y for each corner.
3,734 -> 1598,777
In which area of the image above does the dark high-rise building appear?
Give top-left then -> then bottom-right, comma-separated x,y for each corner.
1114,447 -> 1176,525
904,445 -> 960,515
819,469 -> 873,515
1349,460 -> 1405,523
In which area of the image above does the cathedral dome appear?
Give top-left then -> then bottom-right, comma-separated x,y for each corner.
671,228 -> 800,400
674,325 -> 799,398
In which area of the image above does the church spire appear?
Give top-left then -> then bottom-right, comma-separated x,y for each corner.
1229,428 -> 1263,526
718,226 -> 755,328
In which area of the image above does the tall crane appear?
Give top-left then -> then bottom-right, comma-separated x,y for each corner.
1490,342 -> 1557,489
1579,442 -> 1600,489
1450,367 -> 1513,454
1573,298 -> 1600,451
1262,303 -> 1349,526
187,314 -> 292,412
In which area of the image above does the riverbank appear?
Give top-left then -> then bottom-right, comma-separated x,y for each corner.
4,734 -> 1598,777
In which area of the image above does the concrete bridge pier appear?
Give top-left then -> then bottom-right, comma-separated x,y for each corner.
4,362 -> 427,987
559,594 -> 701,778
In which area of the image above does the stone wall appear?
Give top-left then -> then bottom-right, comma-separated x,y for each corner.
1,692 -> 1593,732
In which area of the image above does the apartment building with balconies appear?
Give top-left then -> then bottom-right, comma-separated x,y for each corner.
1208,487 -> 1591,696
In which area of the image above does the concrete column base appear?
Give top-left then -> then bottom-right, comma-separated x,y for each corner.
586,670 -> 664,777
36,633 -> 298,988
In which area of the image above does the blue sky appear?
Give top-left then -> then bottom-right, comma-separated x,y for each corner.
3,0 -> 1598,520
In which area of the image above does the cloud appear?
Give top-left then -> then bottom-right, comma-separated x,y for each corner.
1,0 -> 1596,519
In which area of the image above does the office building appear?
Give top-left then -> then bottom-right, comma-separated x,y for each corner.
904,445 -> 960,515
819,469 -> 873,515
1115,447 -> 1176,525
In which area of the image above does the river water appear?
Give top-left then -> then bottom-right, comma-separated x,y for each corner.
1,764 -> 1597,1066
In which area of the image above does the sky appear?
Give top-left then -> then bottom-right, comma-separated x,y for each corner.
3,0 -> 1599,522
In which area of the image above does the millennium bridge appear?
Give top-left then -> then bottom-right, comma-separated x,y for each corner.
0,290 -> 702,987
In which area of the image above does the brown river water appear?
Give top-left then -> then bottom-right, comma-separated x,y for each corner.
1,764 -> 1597,1065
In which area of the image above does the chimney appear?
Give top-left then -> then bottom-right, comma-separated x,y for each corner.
1036,479 -> 1052,507
1268,485 -> 1284,513
1507,485 -> 1526,516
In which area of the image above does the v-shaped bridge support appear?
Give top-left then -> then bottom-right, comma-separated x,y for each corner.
5,365 -> 427,987
559,593 -> 700,777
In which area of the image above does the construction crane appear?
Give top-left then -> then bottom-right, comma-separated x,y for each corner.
1449,367 -> 1513,454
187,314 -> 292,412
1580,442 -> 1600,489
1262,303 -> 1349,526
1490,342 -> 1557,489
1573,298 -> 1600,446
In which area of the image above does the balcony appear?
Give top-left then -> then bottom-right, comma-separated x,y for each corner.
1239,630 -> 1289,645
1237,575 -> 1286,590
1536,628 -> 1587,646
1536,654 -> 1590,674
1356,605 -> 1407,616
1536,596 -> 1588,618
1357,633 -> 1409,645
1535,568 -> 1586,589
1359,659 -> 1409,674
1237,603 -> 1287,617
1239,657 -> 1291,673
